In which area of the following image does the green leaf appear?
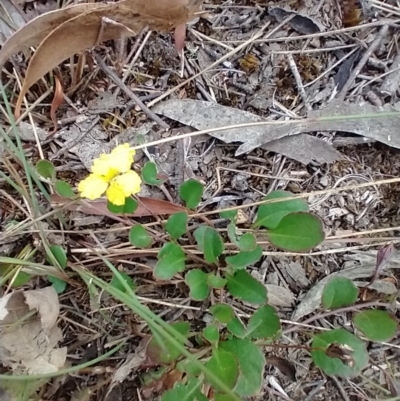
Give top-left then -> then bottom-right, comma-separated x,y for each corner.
227,317 -> 246,338
129,225 -> 152,248
210,304 -> 234,324
194,226 -> 224,264
166,212 -> 188,240
238,233 -> 257,251
110,272 -> 136,293
204,348 -> 238,391
146,321 -> 190,365
220,210 -> 238,221
227,223 -> 257,251
185,269 -> 210,301
225,246 -> 263,271
142,161 -> 164,185
46,245 -> 67,269
322,277 -> 359,310
203,325 -> 220,343
48,275 -> 67,293
311,329 -> 369,378
353,310 -> 398,342
36,159 -> 56,180
54,180 -> 76,198
10,271 -> 31,287
176,359 -> 202,376
246,305 -> 280,339
214,394 -> 236,401
226,270 -> 267,305
180,179 -> 204,209
253,190 -> 309,229
161,377 -> 205,401
220,338 -> 265,396
267,212 -> 325,252
155,243 -> 186,280
107,198 -> 138,214
207,274 -> 227,289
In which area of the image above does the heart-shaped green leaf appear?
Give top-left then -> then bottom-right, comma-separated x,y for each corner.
129,224 -> 152,248
220,338 -> 265,396
142,161 -> 164,185
311,329 -> 369,378
36,159 -> 56,180
226,246 -> 262,271
210,304 -> 234,324
246,305 -> 280,339
194,226 -> 224,264
155,243 -> 186,280
205,348 -> 238,391
267,212 -> 325,251
226,270 -> 267,305
253,190 -> 308,229
180,179 -> 203,209
55,180 -> 75,198
353,310 -> 398,342
166,212 -> 188,240
185,269 -> 210,301
322,277 -> 359,310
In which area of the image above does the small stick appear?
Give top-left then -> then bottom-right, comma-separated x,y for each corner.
287,54 -> 311,111
338,25 -> 389,99
93,53 -> 169,129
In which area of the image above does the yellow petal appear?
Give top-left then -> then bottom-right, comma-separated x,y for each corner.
91,158 -> 118,181
78,174 -> 108,200
106,181 -> 127,206
107,143 -> 136,173
113,170 -> 142,197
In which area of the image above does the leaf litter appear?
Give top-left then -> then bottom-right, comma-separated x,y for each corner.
0,287 -> 66,374
1,0 -> 400,399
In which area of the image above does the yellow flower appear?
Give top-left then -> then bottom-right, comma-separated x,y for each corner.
106,170 -> 142,206
114,170 -> 142,196
106,182 -> 126,206
79,143 -> 140,205
91,158 -> 118,181
97,144 -> 136,175
78,174 -> 108,200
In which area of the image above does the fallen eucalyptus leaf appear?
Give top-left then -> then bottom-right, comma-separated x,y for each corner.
153,99 -> 342,164
0,0 -> 203,117
237,100 -> 400,156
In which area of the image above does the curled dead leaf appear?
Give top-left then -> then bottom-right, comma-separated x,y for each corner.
0,287 -> 66,374
50,74 -> 64,133
0,0 -> 203,118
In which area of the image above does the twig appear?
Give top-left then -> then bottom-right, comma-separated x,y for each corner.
49,116 -> 100,160
338,25 -> 389,99
93,53 -> 169,130
330,376 -> 351,401
147,15 -> 297,107
287,54 -> 311,112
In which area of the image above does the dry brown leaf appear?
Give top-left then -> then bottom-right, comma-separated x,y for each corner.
0,3 -> 102,65
51,194 -> 187,217
152,99 -> 343,164
0,287 -> 67,374
50,74 -> 64,133
0,0 -> 203,117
